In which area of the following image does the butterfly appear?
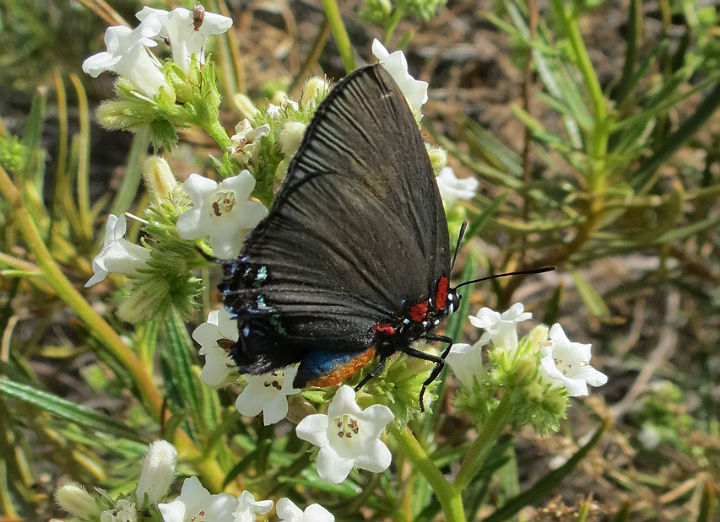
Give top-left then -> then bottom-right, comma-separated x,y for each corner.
220,64 -> 459,407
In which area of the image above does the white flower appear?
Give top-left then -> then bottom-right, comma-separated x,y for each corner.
267,97 -> 299,119
228,120 -> 271,162
101,499 -> 138,522
137,6 -> 232,73
538,324 -> 608,397
235,366 -> 301,425
232,491 -> 273,522
136,440 -> 178,506
86,214 -> 152,288
295,385 -> 394,484
159,476 -> 237,522
436,166 -> 479,208
445,342 -> 484,389
193,308 -> 238,386
176,171 -> 267,258
55,483 -> 99,519
468,303 -> 532,352
276,498 -> 334,522
371,39 -> 428,117
82,19 -> 168,97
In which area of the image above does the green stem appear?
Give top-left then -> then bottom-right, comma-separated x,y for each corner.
383,8 -> 405,43
205,119 -> 232,151
0,165 -> 226,492
550,0 -> 609,193
453,395 -> 513,491
321,0 -> 356,73
391,425 -> 466,522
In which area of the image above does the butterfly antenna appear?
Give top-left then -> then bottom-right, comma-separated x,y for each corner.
454,266 -> 555,291
450,221 -> 468,273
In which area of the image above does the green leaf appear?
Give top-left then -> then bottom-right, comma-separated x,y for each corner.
163,311 -> 203,428
0,378 -> 141,441
570,270 -> 610,319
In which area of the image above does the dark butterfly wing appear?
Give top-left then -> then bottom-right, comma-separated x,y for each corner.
223,64 -> 450,380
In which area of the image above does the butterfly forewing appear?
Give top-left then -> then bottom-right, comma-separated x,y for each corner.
223,64 -> 450,378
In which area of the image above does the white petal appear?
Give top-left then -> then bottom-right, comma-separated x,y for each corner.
354,438 -> 392,473
200,345 -> 233,386
446,342 -> 483,388
192,321 -> 220,348
295,414 -> 330,447
327,385 -> 362,418
235,386 -> 266,417
572,365 -> 608,388
468,308 -> 501,329
358,404 -> 394,439
221,170 -> 255,200
200,11 -> 233,35
261,393 -> 289,425
175,207 -> 203,240
371,38 -> 390,61
276,498 -> 304,522
303,504 -> 335,522
82,51 -> 120,77
208,229 -> 244,258
316,445 -> 354,484
158,499 -> 185,522
182,173 -> 219,204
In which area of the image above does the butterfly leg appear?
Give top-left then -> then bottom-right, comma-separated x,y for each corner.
418,335 -> 454,410
353,354 -> 389,391
398,335 -> 452,412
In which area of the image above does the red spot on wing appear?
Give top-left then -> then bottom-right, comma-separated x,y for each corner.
372,324 -> 396,335
435,276 -> 449,310
409,301 -> 429,322
306,347 -> 377,387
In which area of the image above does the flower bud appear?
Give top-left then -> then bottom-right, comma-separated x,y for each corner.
233,93 -> 259,119
143,157 -> 178,203
279,121 -> 307,157
527,324 -> 549,353
300,76 -> 330,107
136,440 -> 178,506
96,100 -> 136,130
56,483 -> 99,519
425,144 -> 447,173
512,356 -> 537,387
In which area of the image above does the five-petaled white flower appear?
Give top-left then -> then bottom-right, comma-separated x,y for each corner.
539,324 -> 608,396
82,19 -> 168,98
101,499 -> 138,522
85,214 -> 152,288
436,166 -> 479,208
469,303 -> 532,352
371,39 -> 428,118
235,366 -> 301,425
228,120 -> 271,162
176,171 -> 267,258
136,6 -> 233,73
193,308 -> 238,386
158,476 -> 236,522
136,440 -> 177,507
276,497 -> 334,522
445,341 -> 485,389
232,491 -> 273,522
295,385 -> 394,484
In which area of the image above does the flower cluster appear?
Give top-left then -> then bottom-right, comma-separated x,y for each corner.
447,303 -> 608,432
83,5 -> 231,97
54,440 -> 334,522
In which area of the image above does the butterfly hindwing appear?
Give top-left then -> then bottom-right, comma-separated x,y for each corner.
222,64 -> 450,382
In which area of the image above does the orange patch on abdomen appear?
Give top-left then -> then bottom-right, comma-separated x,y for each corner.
306,347 -> 377,387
